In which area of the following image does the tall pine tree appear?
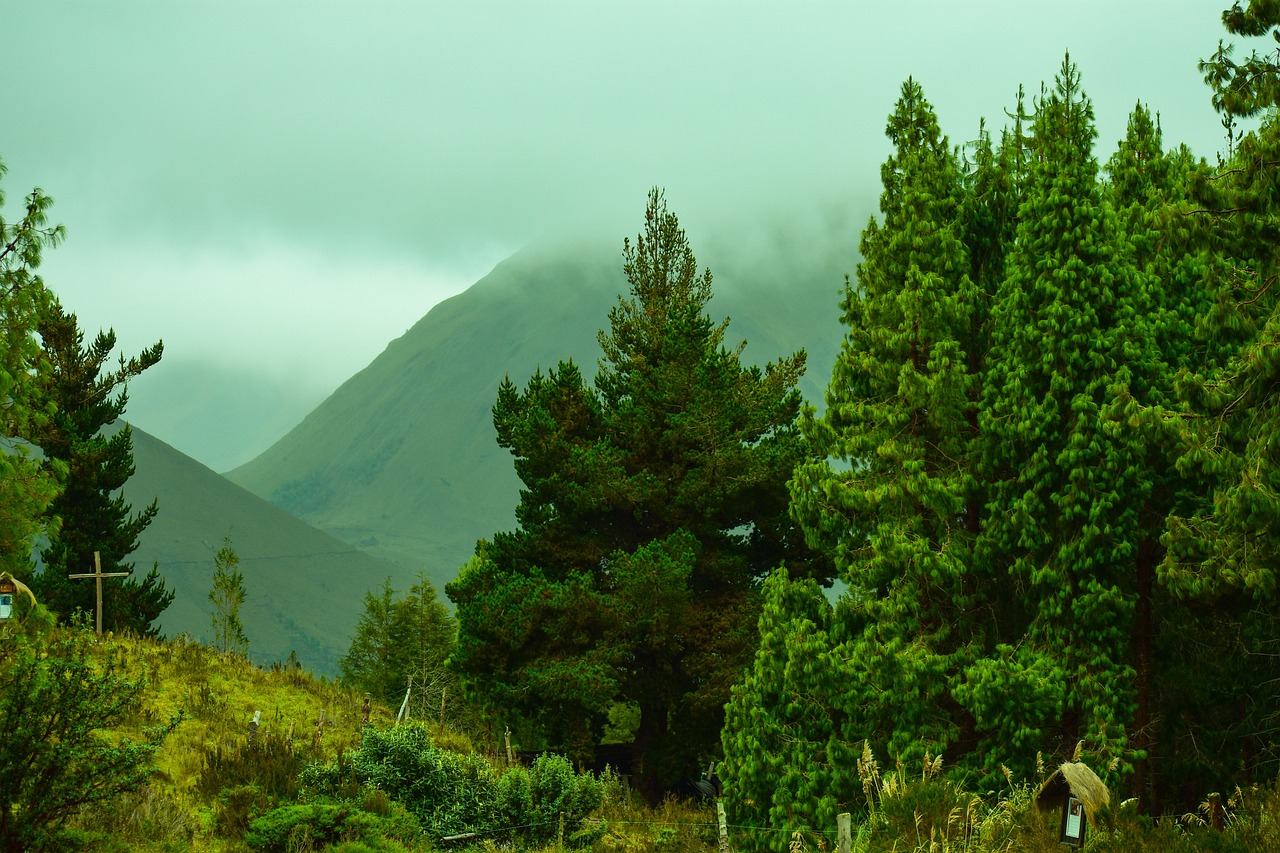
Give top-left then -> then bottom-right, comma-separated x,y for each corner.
32,301 -> 171,634
448,189 -> 824,802
965,56 -> 1153,777
788,78 -> 984,769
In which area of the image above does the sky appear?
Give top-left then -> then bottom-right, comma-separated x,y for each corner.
0,1 -> 1258,471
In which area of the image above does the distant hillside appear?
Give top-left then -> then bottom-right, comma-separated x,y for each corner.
123,425 -> 404,675
227,229 -> 851,595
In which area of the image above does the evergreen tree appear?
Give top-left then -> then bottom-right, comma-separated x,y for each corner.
965,56 -> 1153,777
788,78 -> 984,770
31,301 -> 170,634
340,574 -> 455,720
209,536 -> 248,656
448,189 -> 825,802
0,159 -> 64,578
720,570 -> 852,852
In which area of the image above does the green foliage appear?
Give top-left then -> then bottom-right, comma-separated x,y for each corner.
245,800 -> 423,852
787,76 -> 984,780
721,569 -> 853,853
0,157 -> 64,579
0,616 -> 175,851
302,722 -> 605,845
339,573 -> 456,719
209,534 -> 249,656
449,188 -> 827,799
31,300 -> 169,634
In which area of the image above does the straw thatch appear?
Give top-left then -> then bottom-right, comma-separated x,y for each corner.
0,572 -> 37,608
1035,761 -> 1110,823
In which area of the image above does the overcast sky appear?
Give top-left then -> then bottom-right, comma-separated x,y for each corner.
0,1 -> 1256,470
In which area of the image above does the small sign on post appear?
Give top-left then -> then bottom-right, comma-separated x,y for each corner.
1035,761 -> 1109,849
0,573 -> 37,622
0,577 -> 16,621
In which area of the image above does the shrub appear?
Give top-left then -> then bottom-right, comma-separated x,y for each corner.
245,801 -> 422,852
303,723 -> 607,845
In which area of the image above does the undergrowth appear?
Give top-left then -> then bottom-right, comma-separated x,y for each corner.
38,632 -> 1280,852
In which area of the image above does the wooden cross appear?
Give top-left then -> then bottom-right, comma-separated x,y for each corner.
68,551 -> 130,635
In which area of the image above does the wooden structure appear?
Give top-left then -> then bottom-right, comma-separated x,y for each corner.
68,551 -> 130,635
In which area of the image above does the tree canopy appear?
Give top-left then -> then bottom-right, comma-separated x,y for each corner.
449,188 -> 828,802
30,301 -> 170,634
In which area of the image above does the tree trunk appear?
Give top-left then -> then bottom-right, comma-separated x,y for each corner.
632,699 -> 669,806
1132,533 -> 1158,814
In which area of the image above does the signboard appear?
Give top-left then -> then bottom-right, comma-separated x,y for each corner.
1059,796 -> 1086,847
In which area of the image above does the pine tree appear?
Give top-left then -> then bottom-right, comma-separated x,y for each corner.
31,301 -> 170,634
448,189 -> 825,802
209,536 -> 248,656
720,570 -> 851,852
0,160 -> 64,577
788,78 -> 984,770
967,56 -> 1153,777
341,574 -> 455,719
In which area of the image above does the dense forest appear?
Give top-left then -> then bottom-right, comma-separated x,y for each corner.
4,3 -> 1280,852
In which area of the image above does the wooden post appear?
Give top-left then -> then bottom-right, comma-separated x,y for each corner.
837,813 -> 851,853
440,685 -> 448,725
716,800 -> 729,853
1209,793 -> 1224,831
558,810 -> 565,850
362,694 -> 371,725
68,551 -> 130,635
248,710 -> 261,742
505,726 -> 514,766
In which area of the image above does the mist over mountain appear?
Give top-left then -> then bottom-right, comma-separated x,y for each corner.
226,221 -> 855,593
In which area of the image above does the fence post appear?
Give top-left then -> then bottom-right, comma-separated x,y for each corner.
558,810 -> 565,850
505,726 -> 515,766
1209,793 -> 1224,831
838,812 -> 851,853
717,800 -> 730,853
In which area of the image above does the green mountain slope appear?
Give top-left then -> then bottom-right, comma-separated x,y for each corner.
123,425 -> 403,675
226,233 -> 848,594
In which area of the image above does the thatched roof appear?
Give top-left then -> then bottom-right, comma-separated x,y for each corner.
1035,761 -> 1110,823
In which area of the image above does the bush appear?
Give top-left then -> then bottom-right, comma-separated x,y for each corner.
245,801 -> 422,852
303,723 -> 607,845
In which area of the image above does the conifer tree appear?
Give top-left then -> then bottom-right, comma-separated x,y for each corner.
31,301 -> 170,634
720,570 -> 852,852
209,536 -> 248,656
788,78 -> 984,768
449,189 -> 823,802
341,574 -> 455,716
966,56 -> 1152,776
0,160 -> 64,577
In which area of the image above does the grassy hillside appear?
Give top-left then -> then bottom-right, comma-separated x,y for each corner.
29,627 -> 1280,852
123,425 -> 405,676
226,233 -> 848,594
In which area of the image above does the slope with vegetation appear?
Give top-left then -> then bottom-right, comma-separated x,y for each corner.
124,425 -> 406,675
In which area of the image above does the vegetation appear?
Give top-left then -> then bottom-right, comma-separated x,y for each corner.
0,157 -> 63,578
722,8 -> 1280,848
31,300 -> 171,633
0,611 -> 173,852
210,535 -> 250,656
339,574 -> 456,719
8,3 -> 1280,851
448,188 -> 830,802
